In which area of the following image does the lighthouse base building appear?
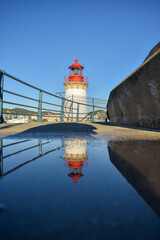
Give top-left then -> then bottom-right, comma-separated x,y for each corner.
64,58 -> 88,121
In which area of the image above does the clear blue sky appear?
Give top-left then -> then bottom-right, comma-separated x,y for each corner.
1,0 -> 160,102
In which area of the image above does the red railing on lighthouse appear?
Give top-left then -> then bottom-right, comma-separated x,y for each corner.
64,75 -> 88,84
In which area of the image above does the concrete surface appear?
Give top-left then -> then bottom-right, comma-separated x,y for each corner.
0,122 -> 160,140
107,43 -> 160,128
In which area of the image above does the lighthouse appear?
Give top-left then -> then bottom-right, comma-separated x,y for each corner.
64,58 -> 88,121
63,138 -> 88,184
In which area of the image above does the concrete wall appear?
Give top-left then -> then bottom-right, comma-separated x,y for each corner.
107,46 -> 160,128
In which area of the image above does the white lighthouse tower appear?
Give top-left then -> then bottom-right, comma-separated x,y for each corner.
64,58 -> 88,121
63,138 -> 88,184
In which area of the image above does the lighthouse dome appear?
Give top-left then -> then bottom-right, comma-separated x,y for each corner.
69,58 -> 84,69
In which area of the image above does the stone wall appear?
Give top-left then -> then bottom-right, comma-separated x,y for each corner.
107,44 -> 160,128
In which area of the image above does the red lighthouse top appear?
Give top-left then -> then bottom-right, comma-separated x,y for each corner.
64,58 -> 88,84
68,173 -> 83,185
68,160 -> 84,184
69,58 -> 84,69
63,157 -> 88,185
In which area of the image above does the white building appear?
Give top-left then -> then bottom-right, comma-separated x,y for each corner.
64,58 -> 88,121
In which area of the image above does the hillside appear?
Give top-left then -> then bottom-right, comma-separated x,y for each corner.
3,108 -> 60,116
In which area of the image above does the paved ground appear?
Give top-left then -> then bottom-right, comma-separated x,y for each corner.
0,122 -> 160,140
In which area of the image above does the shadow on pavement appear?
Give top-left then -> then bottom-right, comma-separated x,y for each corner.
6,123 -> 98,139
21,123 -> 97,132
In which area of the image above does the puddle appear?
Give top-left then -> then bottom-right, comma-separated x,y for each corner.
0,136 -> 160,240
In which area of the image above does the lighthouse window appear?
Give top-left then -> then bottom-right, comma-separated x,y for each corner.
71,68 -> 80,75
71,69 -> 74,75
74,68 -> 79,75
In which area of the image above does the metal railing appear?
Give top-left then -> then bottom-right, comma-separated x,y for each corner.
0,70 -> 107,123
0,139 -> 61,177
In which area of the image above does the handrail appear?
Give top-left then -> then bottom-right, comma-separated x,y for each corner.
3,71 -> 43,92
4,90 -> 39,102
3,101 -> 38,109
0,70 -> 107,123
4,89 -> 76,110
1,70 -> 105,108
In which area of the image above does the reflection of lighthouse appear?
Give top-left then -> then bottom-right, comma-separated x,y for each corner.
63,138 -> 88,184
64,58 -> 88,121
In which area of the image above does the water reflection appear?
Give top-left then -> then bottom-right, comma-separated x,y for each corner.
0,138 -> 88,184
0,139 -> 2,177
108,140 -> 160,217
1,136 -> 160,220
63,138 -> 88,184
0,137 -> 160,239
0,139 -> 60,178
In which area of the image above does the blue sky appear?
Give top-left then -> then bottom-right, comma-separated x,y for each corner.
1,0 -> 160,103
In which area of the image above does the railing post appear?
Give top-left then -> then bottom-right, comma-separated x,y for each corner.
91,98 -> 94,123
37,90 -> 43,122
105,111 -> 108,122
60,99 -> 64,122
76,103 -> 79,122
0,72 -> 4,124
38,139 -> 42,155
0,139 -> 3,177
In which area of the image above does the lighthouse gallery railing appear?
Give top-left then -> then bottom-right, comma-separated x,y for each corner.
0,70 -> 106,123
64,75 -> 88,84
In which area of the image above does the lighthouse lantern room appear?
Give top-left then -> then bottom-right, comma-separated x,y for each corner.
64,58 -> 88,121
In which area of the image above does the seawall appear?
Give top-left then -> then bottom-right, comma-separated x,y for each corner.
107,43 -> 160,128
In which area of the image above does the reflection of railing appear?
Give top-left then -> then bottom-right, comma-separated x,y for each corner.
0,139 -> 61,178
64,75 -> 88,83
0,70 -> 106,123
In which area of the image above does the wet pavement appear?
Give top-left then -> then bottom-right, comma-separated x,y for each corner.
0,135 -> 160,240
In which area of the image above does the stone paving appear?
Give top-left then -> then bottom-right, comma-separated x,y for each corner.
0,122 -> 160,140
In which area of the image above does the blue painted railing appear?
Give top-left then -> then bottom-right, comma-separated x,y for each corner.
0,70 -> 106,123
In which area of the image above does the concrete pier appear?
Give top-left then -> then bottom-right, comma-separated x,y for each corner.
107,42 -> 160,128
0,122 -> 160,140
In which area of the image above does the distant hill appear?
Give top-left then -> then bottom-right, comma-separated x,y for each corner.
3,108 -> 60,116
3,107 -> 105,122
3,108 -> 36,115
